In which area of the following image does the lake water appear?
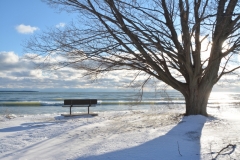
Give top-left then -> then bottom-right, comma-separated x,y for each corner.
0,91 -> 240,115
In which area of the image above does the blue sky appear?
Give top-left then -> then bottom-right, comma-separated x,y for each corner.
0,1 -> 239,92
0,0 -> 75,55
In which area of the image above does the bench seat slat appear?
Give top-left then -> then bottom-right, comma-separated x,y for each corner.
64,99 -> 97,105
62,105 -> 70,107
62,105 -> 96,107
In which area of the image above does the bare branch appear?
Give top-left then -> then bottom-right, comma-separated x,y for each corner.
26,0 -> 240,116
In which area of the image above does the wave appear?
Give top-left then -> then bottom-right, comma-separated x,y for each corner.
0,100 -> 186,106
1,100 -> 239,106
98,100 -> 185,105
0,101 -> 42,106
0,101 -> 63,106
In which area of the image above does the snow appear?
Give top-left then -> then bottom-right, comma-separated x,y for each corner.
0,106 -> 240,160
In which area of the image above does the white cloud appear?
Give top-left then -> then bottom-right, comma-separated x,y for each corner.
15,24 -> 39,34
55,22 -> 66,28
0,51 -> 19,63
0,51 -> 36,73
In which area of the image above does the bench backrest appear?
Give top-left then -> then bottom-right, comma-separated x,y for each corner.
64,99 -> 97,105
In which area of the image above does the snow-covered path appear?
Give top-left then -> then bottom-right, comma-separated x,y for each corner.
0,107 -> 240,160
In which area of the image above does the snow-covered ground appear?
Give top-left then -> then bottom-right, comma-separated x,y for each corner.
0,106 -> 240,160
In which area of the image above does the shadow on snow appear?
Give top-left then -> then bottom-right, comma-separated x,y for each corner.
78,115 -> 207,160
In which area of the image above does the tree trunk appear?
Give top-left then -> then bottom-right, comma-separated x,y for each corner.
183,85 -> 213,116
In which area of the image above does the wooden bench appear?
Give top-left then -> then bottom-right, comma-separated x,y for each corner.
62,99 -> 97,116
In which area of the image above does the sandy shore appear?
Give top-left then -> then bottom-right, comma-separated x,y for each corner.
0,107 -> 240,160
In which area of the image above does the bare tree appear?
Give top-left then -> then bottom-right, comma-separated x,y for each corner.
26,0 -> 240,116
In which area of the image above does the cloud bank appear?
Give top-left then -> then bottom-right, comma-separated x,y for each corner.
0,52 -> 137,91
0,52 -> 239,92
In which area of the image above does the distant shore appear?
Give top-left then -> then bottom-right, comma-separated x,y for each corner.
0,91 -> 39,92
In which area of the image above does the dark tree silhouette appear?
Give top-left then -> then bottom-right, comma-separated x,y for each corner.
26,0 -> 240,116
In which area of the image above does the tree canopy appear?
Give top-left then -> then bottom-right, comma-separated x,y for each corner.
26,0 -> 240,116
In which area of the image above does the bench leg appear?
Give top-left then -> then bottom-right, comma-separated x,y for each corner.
70,107 -> 72,115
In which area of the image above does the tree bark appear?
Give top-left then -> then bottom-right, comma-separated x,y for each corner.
183,85 -> 213,116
